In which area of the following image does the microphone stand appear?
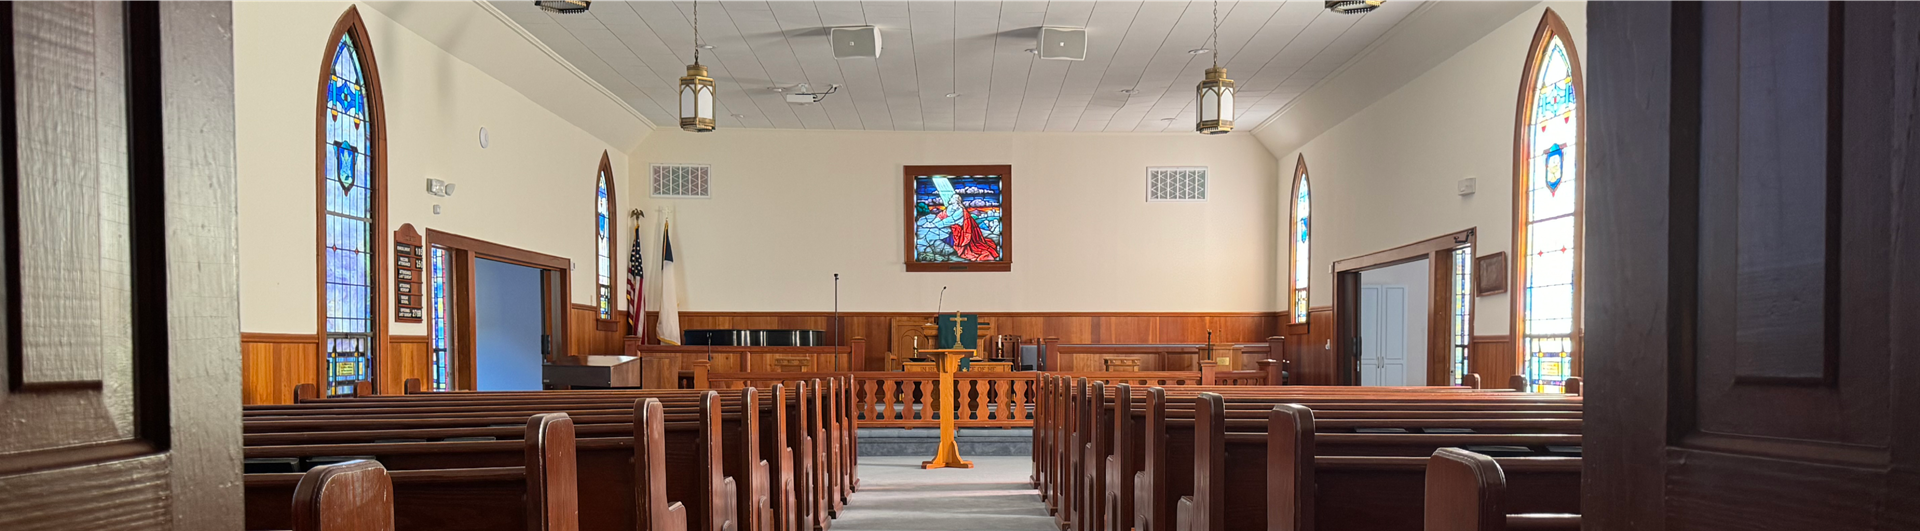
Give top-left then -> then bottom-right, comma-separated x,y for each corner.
833,273 -> 841,372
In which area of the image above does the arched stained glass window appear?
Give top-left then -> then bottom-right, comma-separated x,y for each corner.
595,153 -> 617,324
1515,10 -> 1582,394
1290,157 -> 1311,324
319,7 -> 385,397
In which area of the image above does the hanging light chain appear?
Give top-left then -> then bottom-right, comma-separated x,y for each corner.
693,0 -> 701,65
1212,0 -> 1219,69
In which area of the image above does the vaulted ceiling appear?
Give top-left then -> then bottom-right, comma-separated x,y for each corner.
492,1 -> 1422,133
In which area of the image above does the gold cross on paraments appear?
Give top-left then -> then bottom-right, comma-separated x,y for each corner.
951,312 -> 968,343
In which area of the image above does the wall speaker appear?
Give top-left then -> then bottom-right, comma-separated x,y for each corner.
831,26 -> 882,59
1038,27 -> 1087,61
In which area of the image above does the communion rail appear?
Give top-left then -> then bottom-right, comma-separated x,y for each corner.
697,361 -> 1282,429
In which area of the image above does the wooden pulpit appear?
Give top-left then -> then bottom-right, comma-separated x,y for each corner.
918,348 -> 974,470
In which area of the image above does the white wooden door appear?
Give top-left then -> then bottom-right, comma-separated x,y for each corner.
1359,285 -> 1409,386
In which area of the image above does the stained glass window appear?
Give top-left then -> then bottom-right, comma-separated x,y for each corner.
1451,245 -> 1473,386
322,28 -> 379,397
596,170 -> 613,320
1518,27 -> 1580,394
430,245 -> 451,391
1291,169 -> 1311,324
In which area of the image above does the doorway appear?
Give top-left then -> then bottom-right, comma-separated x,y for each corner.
1358,260 -> 1429,386
426,229 -> 572,391
475,259 -> 546,391
1333,229 -> 1475,386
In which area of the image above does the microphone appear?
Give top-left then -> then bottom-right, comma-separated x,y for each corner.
936,286 -> 948,315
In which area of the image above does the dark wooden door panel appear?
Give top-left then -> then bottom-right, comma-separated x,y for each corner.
0,2 -> 240,529
1588,1 -> 1920,529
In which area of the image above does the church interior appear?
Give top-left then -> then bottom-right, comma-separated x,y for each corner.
3,1 -> 1916,530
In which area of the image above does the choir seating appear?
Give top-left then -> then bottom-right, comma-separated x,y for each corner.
241,378 -> 861,531
1028,374 -> 1585,531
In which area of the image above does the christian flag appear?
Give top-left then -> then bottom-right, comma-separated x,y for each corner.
624,219 -> 645,338
656,220 -> 683,345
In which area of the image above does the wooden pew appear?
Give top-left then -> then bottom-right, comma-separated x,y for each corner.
267,383 -> 826,531
1426,448 -> 1582,531
249,392 -> 733,529
1051,384 -> 1579,531
1179,397 -> 1580,531
244,392 -> 751,531
292,460 -> 393,531
1043,381 -> 1578,531
244,413 -> 580,531
379,373 -> 858,528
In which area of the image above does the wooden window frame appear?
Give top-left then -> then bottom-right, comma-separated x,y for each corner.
595,151 -> 618,331
1289,155 -> 1311,326
314,6 -> 388,395
1511,8 -> 1586,388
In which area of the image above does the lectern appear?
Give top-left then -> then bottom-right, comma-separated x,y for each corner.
917,348 -> 975,469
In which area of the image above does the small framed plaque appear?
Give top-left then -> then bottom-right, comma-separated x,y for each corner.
1474,252 -> 1509,297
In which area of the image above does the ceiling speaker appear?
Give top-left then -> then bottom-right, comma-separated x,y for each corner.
1038,27 -> 1087,61
831,26 -> 882,59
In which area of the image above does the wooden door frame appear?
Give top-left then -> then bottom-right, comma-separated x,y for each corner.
1331,228 -> 1475,386
426,229 -> 573,390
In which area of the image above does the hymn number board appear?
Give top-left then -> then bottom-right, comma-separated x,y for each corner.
394,223 -> 424,322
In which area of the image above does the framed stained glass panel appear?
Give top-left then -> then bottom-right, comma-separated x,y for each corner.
904,165 -> 1013,272
430,245 -> 452,391
1514,11 -> 1583,394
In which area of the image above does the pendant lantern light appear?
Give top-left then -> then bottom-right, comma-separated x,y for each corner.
1195,0 -> 1234,134
678,0 -> 716,132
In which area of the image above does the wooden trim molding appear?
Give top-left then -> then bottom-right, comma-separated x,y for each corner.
242,332 -> 321,345
425,229 -> 571,270
315,5 -> 388,394
1330,228 -> 1477,273
1511,7 -> 1587,385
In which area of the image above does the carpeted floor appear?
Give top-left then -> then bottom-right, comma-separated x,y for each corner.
829,456 -> 1056,531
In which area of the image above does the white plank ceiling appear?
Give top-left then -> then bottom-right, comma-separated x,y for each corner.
491,0 -> 1421,132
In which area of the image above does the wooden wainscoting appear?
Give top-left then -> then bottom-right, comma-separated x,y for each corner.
636,310 -> 1284,372
379,335 -> 433,396
1469,335 -> 1516,389
569,304 -> 629,358
241,333 -> 321,405
1279,307 -> 1337,385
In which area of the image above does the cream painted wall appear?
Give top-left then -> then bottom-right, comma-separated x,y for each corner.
1277,2 -> 1585,335
625,129 -> 1278,312
236,2 -> 635,334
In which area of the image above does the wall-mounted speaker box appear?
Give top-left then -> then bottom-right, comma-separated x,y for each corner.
1039,27 -> 1087,61
831,26 -> 882,59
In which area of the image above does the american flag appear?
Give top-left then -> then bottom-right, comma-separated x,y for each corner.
624,220 -> 645,338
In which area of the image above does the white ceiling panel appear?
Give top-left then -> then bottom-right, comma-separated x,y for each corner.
494,0 -> 1424,132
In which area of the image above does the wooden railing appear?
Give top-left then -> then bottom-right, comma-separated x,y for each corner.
690,358 -> 1284,429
